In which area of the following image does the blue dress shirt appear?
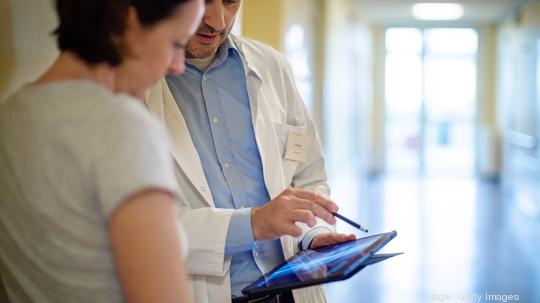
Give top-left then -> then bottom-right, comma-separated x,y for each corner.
166,39 -> 286,297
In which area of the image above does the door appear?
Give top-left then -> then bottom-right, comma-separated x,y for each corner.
385,27 -> 478,176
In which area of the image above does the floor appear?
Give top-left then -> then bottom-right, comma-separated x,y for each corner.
325,173 -> 540,303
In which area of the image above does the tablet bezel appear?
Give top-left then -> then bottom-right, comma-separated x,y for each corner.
241,230 -> 398,298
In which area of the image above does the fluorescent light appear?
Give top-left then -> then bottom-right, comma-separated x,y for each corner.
412,3 -> 464,20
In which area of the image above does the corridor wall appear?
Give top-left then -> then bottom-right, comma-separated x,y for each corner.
496,0 -> 540,219
0,0 -> 58,102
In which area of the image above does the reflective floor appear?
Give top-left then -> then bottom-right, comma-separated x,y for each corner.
325,173 -> 540,303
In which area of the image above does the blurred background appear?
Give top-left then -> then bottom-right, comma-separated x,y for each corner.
1,0 -> 539,302
238,1 -> 540,302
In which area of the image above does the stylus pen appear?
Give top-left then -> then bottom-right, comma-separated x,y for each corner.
332,212 -> 369,233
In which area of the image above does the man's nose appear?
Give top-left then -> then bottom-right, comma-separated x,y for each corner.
203,1 -> 226,32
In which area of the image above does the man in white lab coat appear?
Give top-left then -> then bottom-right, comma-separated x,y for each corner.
145,0 -> 355,302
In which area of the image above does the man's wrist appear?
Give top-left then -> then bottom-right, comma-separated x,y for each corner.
251,207 -> 261,240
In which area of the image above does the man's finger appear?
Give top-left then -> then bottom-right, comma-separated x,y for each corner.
293,190 -> 338,213
282,224 -> 303,238
288,209 -> 316,227
289,198 -> 336,224
312,233 -> 357,248
333,233 -> 356,242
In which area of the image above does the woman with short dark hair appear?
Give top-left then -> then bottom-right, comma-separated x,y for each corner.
0,0 -> 203,302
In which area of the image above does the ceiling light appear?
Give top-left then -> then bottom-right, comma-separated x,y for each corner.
412,3 -> 464,21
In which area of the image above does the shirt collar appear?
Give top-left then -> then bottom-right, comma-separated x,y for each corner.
185,36 -> 241,73
215,36 -> 240,64
229,35 -> 263,83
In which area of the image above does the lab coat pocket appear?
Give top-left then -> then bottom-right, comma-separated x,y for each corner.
274,122 -> 308,184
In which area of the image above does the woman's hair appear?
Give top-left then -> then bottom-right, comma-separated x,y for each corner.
54,0 -> 192,66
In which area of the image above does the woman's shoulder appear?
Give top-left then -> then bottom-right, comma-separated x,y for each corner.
49,79 -> 161,133
2,79 -> 163,138
103,93 -> 162,133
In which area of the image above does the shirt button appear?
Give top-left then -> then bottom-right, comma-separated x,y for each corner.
213,117 -> 219,123
224,162 -> 229,168
203,75 -> 208,81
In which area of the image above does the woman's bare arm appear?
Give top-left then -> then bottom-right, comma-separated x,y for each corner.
109,190 -> 191,303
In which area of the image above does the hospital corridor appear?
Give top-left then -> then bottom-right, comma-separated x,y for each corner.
1,0 -> 540,302
243,1 -> 540,302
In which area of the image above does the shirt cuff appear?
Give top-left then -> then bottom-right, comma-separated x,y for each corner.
224,208 -> 256,256
299,226 -> 334,250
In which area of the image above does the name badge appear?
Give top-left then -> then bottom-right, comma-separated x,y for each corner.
284,132 -> 312,162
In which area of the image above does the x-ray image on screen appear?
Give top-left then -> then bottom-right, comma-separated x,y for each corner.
252,234 -> 384,287
242,231 -> 399,298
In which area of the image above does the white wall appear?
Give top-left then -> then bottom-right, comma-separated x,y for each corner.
496,0 -> 540,218
0,0 -> 58,101
322,0 -> 374,177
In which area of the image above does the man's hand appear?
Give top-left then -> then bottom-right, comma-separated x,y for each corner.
310,232 -> 356,249
251,188 -> 338,241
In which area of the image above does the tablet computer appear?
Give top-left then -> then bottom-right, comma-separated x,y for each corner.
241,231 -> 399,298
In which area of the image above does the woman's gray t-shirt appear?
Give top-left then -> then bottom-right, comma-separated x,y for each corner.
0,80 -> 179,302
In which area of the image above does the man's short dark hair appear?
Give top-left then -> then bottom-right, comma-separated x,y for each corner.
54,0 -> 192,66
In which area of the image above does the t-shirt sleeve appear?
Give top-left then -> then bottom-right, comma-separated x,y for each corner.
92,99 -> 179,219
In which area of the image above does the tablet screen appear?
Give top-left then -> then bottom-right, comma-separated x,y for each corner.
243,231 -> 396,295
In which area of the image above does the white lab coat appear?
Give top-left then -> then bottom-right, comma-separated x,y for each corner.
145,35 -> 334,303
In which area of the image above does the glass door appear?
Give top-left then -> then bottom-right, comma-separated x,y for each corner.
385,27 -> 478,176
385,28 -> 423,173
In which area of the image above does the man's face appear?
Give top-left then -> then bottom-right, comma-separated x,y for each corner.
186,0 -> 242,58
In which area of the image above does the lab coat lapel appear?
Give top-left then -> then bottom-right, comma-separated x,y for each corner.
235,37 -> 297,260
235,37 -> 285,200
145,78 -> 215,207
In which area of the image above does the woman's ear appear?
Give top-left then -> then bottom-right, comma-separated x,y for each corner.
124,6 -> 142,33
114,6 -> 141,60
